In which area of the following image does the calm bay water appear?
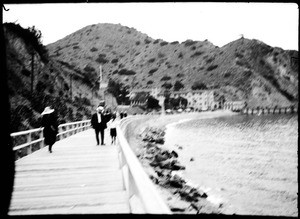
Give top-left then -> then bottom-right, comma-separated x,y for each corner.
164,113 -> 298,216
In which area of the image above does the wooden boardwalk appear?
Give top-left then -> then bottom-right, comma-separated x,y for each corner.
9,128 -> 130,215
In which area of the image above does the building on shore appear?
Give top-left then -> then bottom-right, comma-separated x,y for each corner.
129,87 -> 221,111
224,100 -> 246,111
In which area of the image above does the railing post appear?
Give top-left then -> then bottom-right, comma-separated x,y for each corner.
39,129 -> 44,149
59,126 -> 63,140
68,125 -> 71,137
26,132 -> 32,155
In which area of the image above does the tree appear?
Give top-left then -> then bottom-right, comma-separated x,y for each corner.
174,81 -> 184,91
147,96 -> 160,109
191,81 -> 207,90
107,79 -> 130,105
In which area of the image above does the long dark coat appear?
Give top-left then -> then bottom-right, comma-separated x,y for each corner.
41,112 -> 58,146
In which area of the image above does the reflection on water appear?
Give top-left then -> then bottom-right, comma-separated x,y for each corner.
165,114 -> 298,216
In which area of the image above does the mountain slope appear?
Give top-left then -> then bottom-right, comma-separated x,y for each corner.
47,23 -> 298,108
4,23 -> 96,132
5,22 -> 298,131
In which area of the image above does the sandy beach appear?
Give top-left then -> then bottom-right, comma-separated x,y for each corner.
125,110 -> 238,214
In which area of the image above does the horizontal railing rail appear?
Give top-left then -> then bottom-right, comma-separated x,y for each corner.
57,120 -> 91,140
116,116 -> 171,214
10,120 -> 91,160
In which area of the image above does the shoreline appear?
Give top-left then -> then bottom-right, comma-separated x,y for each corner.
126,110 -> 238,214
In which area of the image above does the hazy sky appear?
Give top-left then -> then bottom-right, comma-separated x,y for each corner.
2,2 -> 299,50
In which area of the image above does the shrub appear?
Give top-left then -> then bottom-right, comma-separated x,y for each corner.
36,81 -> 46,92
147,80 -> 153,85
243,70 -> 252,78
178,52 -> 184,59
105,44 -> 113,49
111,58 -> 118,64
149,68 -> 158,75
118,69 -> 136,75
21,69 -> 31,77
162,82 -> 172,89
160,41 -> 168,46
191,51 -> 204,58
235,52 -> 244,59
83,65 -> 95,73
207,65 -> 218,71
191,81 -> 207,90
148,58 -> 156,63
90,47 -> 98,52
153,39 -> 160,44
224,72 -> 231,78
184,39 -> 197,47
174,81 -> 184,91
64,83 -> 69,91
206,56 -> 215,63
144,38 -> 152,44
236,59 -> 250,68
158,52 -> 165,58
95,54 -> 108,64
161,76 -> 171,81
136,41 -> 140,46
171,41 -> 179,45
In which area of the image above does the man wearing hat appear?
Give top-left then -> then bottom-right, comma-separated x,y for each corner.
91,105 -> 111,146
41,106 -> 58,153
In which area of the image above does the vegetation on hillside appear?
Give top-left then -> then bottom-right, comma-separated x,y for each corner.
5,22 -> 298,132
5,22 -> 49,63
4,23 -> 93,132
46,23 -> 298,110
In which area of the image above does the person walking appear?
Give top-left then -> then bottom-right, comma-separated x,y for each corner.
41,106 -> 58,153
107,114 -> 119,145
91,106 -> 111,146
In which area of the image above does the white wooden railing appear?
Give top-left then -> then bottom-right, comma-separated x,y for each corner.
10,120 -> 91,159
57,120 -> 91,140
117,116 -> 171,214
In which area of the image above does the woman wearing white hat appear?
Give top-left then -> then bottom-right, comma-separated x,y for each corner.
41,106 -> 58,153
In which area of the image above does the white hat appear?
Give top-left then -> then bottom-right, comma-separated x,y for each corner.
41,106 -> 54,115
97,106 -> 104,111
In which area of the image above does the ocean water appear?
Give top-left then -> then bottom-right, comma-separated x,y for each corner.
164,113 -> 298,216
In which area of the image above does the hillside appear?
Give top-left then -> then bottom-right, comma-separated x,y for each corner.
4,23 -> 97,132
47,23 -> 298,108
4,22 -> 298,131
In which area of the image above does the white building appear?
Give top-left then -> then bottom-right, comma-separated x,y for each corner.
171,89 -> 217,111
224,101 -> 246,111
129,87 -> 219,111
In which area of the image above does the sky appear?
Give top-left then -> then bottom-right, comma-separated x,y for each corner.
2,2 -> 299,50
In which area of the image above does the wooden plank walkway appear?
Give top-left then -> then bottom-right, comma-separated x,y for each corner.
9,129 -> 130,215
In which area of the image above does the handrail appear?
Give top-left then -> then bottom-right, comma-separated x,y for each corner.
116,116 -> 171,214
10,120 -> 91,159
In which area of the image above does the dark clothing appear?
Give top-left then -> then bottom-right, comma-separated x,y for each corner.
41,112 -> 58,151
110,128 -> 117,137
91,112 -> 111,145
95,128 -> 105,145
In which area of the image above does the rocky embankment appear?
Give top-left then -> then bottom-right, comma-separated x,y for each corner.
136,126 -> 222,214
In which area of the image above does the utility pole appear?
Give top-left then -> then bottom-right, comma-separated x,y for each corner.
70,73 -> 73,101
99,64 -> 104,100
31,51 -> 34,96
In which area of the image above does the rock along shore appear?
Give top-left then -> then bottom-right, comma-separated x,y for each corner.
127,110 -> 237,214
